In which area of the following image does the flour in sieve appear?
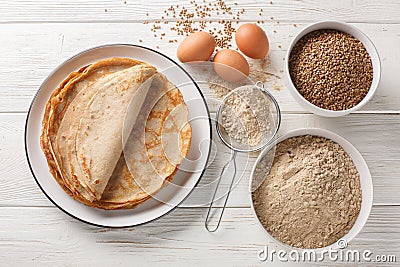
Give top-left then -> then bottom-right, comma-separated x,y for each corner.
219,86 -> 272,149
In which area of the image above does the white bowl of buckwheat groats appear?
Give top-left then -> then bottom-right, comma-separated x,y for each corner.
285,21 -> 381,117
250,128 -> 373,251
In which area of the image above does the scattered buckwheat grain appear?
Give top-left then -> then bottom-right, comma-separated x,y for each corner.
146,0 -> 245,49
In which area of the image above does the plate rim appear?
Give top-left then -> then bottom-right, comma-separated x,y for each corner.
24,43 -> 212,228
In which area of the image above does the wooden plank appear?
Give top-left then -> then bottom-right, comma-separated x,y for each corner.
0,22 -> 399,113
1,0 -> 399,265
0,0 -> 399,23
0,25 -> 62,112
1,113 -> 399,207
0,206 -> 398,265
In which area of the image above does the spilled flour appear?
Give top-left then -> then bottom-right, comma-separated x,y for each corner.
208,56 -> 282,100
252,135 -> 362,249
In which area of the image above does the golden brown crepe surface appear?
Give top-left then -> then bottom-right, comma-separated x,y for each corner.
40,57 -> 192,209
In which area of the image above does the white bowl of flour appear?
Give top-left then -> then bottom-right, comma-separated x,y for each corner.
250,128 -> 373,252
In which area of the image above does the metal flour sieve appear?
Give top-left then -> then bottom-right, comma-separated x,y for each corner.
205,81 -> 281,232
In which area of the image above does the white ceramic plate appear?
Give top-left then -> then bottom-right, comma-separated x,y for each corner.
25,44 -> 212,227
250,128 -> 373,251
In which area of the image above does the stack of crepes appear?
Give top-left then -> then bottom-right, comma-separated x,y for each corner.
40,57 -> 192,209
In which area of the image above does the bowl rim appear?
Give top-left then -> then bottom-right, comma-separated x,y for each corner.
285,20 -> 381,117
249,128 -> 373,252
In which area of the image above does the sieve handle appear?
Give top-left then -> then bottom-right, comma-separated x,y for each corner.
205,151 -> 237,232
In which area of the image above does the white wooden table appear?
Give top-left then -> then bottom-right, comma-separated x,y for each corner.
1,0 -> 399,265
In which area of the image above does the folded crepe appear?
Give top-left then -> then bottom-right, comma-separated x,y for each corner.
40,57 -> 192,209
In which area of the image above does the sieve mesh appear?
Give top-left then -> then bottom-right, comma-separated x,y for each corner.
216,82 -> 281,153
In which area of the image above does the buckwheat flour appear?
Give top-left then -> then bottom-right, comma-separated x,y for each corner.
252,135 -> 362,249
219,86 -> 271,148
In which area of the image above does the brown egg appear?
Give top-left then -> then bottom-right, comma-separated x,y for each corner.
177,31 -> 216,63
213,49 -> 250,83
235,23 -> 269,59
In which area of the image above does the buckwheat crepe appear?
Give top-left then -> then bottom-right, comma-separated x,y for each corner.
40,57 -> 192,209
